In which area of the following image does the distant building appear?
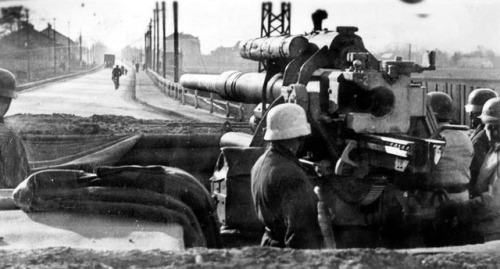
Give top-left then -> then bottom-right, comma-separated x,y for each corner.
0,22 -> 63,78
0,22 -> 88,81
457,57 -> 494,69
203,42 -> 256,73
160,33 -> 256,74
164,33 -> 203,73
40,23 -> 79,63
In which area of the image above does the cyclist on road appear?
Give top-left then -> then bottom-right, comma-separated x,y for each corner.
112,65 -> 122,89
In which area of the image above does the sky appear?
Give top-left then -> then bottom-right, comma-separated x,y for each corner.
2,0 -> 499,55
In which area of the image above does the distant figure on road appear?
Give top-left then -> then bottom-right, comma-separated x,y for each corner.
135,63 -> 140,72
0,69 -> 29,188
112,65 -> 122,90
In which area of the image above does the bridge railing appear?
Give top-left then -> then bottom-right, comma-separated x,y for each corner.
17,64 -> 104,92
146,69 -> 247,122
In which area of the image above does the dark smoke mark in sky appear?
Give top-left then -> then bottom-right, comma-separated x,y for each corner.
400,0 -> 423,4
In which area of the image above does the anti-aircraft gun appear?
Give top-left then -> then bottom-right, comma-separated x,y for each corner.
181,14 -> 447,248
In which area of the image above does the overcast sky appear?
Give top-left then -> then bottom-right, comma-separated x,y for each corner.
3,0 -> 499,55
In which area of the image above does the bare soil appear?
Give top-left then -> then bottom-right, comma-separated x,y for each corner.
3,114 -> 500,268
5,113 -> 252,136
1,246 -> 500,268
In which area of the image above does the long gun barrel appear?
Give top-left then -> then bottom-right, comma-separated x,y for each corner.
180,71 -> 283,104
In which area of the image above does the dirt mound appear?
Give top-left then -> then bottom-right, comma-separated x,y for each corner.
1,246 -> 499,268
6,113 -> 252,136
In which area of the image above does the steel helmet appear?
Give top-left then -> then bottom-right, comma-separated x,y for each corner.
427,92 -> 453,121
0,69 -> 17,99
465,88 -> 498,113
479,97 -> 500,124
264,103 -> 311,141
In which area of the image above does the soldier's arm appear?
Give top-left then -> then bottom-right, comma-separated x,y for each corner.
281,180 -> 323,249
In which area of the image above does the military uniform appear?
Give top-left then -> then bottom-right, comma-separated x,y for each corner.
470,129 -> 491,197
0,123 -> 29,188
251,143 -> 323,249
425,128 -> 473,202
442,144 -> 500,242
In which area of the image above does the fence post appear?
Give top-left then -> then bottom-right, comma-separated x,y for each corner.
238,103 -> 244,122
181,86 -> 185,105
445,83 -> 449,95
226,101 -> 230,118
195,90 -> 199,109
425,81 -> 429,92
175,84 -> 178,99
210,93 -> 214,114
435,83 -> 439,92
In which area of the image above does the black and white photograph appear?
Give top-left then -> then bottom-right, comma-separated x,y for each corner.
1,0 -> 500,267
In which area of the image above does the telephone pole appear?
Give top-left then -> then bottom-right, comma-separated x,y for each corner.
53,18 -> 56,75
173,1 -> 179,82
155,2 -> 160,74
25,9 -> 30,80
152,7 -> 156,71
79,31 -> 82,64
67,21 -> 71,72
162,1 -> 166,78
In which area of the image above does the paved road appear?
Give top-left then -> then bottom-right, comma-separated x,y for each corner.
7,68 -> 179,120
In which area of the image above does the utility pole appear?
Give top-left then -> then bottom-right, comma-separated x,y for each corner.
67,22 -> 71,72
173,1 -> 179,82
162,1 -> 166,78
53,18 -> 56,75
79,31 -> 82,64
148,20 -> 152,69
25,9 -> 30,80
152,7 -> 156,71
408,43 -> 412,60
155,2 -> 160,74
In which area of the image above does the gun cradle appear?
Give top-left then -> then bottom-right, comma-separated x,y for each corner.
337,134 -> 445,175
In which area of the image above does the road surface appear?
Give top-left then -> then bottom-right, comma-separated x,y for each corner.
7,68 -> 178,120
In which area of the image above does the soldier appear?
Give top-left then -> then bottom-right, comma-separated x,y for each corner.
465,88 -> 498,197
438,97 -> 500,243
0,69 -> 30,188
426,92 -> 473,202
414,92 -> 474,246
251,103 -> 324,249
111,65 -> 122,89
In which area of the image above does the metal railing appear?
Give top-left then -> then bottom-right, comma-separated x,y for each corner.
146,69 -> 246,122
17,64 -> 104,92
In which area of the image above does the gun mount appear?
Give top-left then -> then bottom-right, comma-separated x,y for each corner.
181,16 -> 444,248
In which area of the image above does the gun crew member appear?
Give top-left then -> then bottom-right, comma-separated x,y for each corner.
426,92 -> 473,202
465,88 -> 498,197
251,103 -> 324,249
0,69 -> 30,188
438,97 -> 500,242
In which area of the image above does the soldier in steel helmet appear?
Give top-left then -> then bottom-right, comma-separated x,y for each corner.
0,69 -> 29,188
437,97 -> 500,243
426,92 -> 473,203
251,103 -> 323,249
417,92 -> 474,246
465,88 -> 498,197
